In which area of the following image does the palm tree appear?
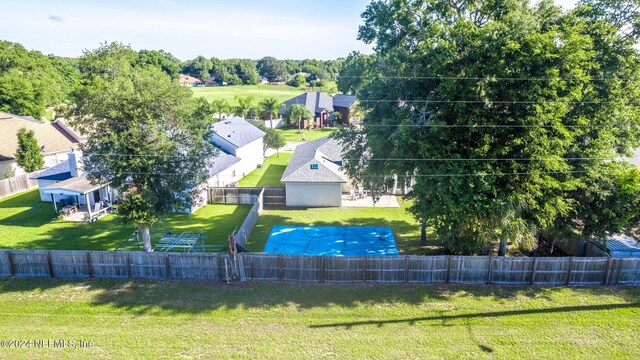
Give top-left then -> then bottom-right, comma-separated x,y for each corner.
211,99 -> 230,121
259,97 -> 284,129
234,95 -> 254,118
287,104 -> 313,133
477,200 -> 537,256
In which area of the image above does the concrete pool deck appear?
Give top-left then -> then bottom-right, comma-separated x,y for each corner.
341,194 -> 400,208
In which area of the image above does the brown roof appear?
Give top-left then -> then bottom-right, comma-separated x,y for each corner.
179,74 -> 203,84
53,118 -> 87,142
0,112 -> 79,161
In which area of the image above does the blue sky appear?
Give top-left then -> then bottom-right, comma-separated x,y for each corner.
0,0 -> 578,60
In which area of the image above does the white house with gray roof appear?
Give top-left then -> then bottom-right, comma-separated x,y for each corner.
281,137 -> 350,207
207,117 -> 266,187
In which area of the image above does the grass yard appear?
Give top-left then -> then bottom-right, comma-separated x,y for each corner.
238,152 -> 292,188
191,84 -> 303,106
0,279 -> 637,359
246,198 -> 440,254
276,127 -> 336,142
0,190 -> 250,250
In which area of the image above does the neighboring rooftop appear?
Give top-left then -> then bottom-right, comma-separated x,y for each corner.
207,149 -> 241,176
281,136 -> 346,183
52,118 -> 87,143
42,176 -> 106,195
279,92 -> 357,116
605,234 -> 640,257
280,92 -> 334,116
333,94 -> 357,108
31,160 -> 72,181
179,74 -> 203,84
212,117 -> 266,148
0,112 -> 78,161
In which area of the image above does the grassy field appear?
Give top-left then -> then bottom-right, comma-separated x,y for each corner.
191,84 -> 303,106
0,190 -> 250,250
275,127 -> 336,142
0,279 -> 637,359
246,198 -> 440,254
238,152 -> 292,187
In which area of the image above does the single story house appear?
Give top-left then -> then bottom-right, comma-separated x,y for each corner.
281,136 -> 350,207
279,92 -> 357,128
0,112 -> 79,177
178,74 -> 204,87
31,149 -> 114,220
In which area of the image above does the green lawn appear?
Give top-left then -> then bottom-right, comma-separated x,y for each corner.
276,127 -> 336,142
0,190 -> 250,250
238,152 -> 292,187
246,198 -> 440,254
0,279 -> 637,359
191,84 -> 303,106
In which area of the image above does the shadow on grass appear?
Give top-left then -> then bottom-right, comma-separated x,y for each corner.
1,189 -> 251,251
0,190 -> 58,228
253,164 -> 286,187
0,279 -> 638,317
308,302 -> 640,328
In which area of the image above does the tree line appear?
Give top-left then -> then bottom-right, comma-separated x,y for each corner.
182,56 -> 344,87
0,39 -> 345,119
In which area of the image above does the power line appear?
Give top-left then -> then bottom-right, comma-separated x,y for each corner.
337,75 -> 637,82
356,99 -> 622,104
110,170 -> 612,179
89,153 -> 616,162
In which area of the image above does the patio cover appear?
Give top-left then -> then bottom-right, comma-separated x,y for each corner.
42,176 -> 107,196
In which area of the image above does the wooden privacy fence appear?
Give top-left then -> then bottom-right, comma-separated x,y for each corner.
0,171 -> 39,199
262,187 -> 285,206
1,250 -> 640,285
207,187 -> 262,205
207,187 -> 285,206
233,188 -> 264,247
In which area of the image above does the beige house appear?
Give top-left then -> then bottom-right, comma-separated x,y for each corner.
0,112 -> 79,178
280,137 -> 350,207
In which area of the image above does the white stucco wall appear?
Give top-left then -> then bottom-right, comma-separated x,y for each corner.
1,151 -> 70,178
285,183 -> 343,207
234,138 -> 264,177
0,161 -> 19,178
205,163 -> 243,188
43,151 -> 70,169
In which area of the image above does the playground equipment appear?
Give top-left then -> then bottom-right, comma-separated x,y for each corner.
116,230 -> 225,252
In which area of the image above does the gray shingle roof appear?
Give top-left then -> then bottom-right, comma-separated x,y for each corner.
212,117 -> 266,148
207,149 -> 241,176
281,137 -> 346,183
280,92 -> 335,116
333,94 -> 357,108
31,160 -> 73,181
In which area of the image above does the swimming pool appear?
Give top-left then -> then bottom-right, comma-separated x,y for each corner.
264,226 -> 399,256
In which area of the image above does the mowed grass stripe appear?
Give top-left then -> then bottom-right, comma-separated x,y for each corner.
0,279 -> 637,359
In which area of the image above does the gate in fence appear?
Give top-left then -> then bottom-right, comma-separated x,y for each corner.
207,187 -> 285,206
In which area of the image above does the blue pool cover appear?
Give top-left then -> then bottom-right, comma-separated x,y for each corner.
264,226 -> 399,256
